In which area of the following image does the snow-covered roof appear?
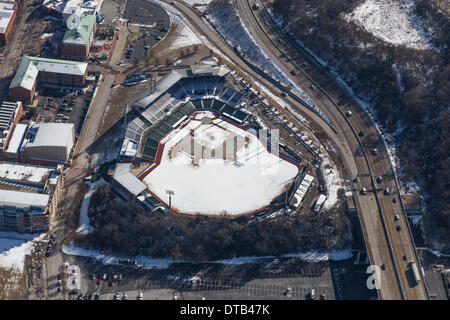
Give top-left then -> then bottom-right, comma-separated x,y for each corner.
62,0 -> 83,15
5,123 -> 27,155
25,123 -> 74,148
0,189 -> 49,208
113,163 -> 147,196
0,162 -> 52,185
0,1 -> 15,34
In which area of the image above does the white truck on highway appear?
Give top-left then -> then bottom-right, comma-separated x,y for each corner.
410,261 -> 421,285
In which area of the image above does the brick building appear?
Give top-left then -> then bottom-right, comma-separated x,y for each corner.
61,14 -> 96,60
0,1 -> 17,46
9,56 -> 88,103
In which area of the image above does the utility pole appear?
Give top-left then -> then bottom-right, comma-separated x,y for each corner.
166,189 -> 175,211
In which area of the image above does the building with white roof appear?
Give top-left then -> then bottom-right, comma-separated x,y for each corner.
0,1 -> 16,45
4,123 -> 27,162
9,56 -> 88,103
0,189 -> 50,233
22,123 -> 75,164
112,163 -> 147,197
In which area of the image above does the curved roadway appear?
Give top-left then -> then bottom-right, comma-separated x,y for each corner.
235,0 -> 428,300
159,0 -> 427,299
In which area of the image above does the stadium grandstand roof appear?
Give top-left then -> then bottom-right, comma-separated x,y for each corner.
113,163 -> 147,196
134,65 -> 230,109
9,56 -> 88,91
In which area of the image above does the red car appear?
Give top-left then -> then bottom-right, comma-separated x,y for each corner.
97,279 -> 102,285
291,70 -> 297,76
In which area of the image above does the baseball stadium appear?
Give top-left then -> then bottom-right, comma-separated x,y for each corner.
117,65 -> 307,217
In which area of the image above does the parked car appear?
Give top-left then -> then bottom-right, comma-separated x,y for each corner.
394,215 -> 400,221
290,69 -> 297,76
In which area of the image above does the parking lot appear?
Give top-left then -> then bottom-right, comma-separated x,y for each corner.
61,253 -> 346,300
36,85 -> 95,135
125,26 -> 170,63
122,0 -> 171,63
123,0 -> 170,26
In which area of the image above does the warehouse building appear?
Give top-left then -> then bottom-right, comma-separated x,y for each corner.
0,1 -> 17,46
0,101 -> 23,160
9,56 -> 88,103
21,123 -> 75,165
61,14 -> 96,60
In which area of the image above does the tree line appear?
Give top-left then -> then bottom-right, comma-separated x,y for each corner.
75,185 -> 350,260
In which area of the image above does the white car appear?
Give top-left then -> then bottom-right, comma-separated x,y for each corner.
394,215 -> 400,221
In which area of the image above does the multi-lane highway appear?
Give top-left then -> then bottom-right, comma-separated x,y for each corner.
234,0 -> 428,299
43,0 -> 427,300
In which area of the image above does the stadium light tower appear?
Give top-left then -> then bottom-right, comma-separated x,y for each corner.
166,189 -> 175,210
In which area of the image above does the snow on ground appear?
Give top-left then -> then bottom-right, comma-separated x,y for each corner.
76,178 -> 108,235
256,82 -> 310,127
168,14 -> 203,50
344,0 -> 435,51
320,155 -> 345,210
63,242 -> 353,268
0,233 -> 45,271
143,114 -> 299,215
410,215 -> 422,227
89,126 -> 123,169
181,0 -> 212,13
205,1 -> 328,121
151,0 -> 204,50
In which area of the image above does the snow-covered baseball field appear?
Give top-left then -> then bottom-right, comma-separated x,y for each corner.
142,112 -> 300,216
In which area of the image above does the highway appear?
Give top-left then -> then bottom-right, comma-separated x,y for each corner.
42,0 -> 426,300
235,0 -> 428,299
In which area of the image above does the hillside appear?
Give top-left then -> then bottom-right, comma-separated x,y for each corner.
272,0 -> 449,251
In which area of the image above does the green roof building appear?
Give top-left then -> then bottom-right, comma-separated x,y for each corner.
61,14 -> 97,60
9,56 -> 88,103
